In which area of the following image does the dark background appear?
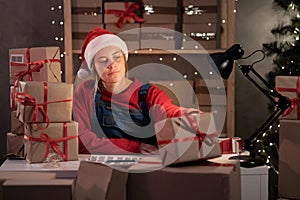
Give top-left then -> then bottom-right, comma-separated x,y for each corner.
0,0 -> 64,164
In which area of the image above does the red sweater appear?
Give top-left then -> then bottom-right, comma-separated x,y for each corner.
73,78 -> 184,154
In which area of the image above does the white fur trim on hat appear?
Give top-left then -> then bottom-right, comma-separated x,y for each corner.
77,68 -> 90,79
84,34 -> 128,70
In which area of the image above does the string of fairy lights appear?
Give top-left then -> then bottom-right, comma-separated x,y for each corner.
50,2 -> 66,78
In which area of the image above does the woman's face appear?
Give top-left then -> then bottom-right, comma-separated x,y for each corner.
93,46 -> 126,84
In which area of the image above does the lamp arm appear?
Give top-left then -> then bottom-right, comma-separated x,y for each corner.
237,64 -> 291,155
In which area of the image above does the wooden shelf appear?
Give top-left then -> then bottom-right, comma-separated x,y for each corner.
63,0 -> 236,137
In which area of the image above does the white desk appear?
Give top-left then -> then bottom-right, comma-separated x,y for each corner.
0,155 -> 89,179
221,153 -> 269,200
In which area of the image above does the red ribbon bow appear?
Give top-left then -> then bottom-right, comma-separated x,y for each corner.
11,59 -> 60,81
24,123 -> 78,161
105,2 -> 144,28
276,77 -> 300,118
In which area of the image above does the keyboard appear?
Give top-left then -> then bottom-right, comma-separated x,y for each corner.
88,154 -> 145,166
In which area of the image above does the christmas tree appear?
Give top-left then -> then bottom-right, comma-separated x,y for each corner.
263,0 -> 300,86
251,0 -> 300,173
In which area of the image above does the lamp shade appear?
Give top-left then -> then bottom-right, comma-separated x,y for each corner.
209,44 -> 244,79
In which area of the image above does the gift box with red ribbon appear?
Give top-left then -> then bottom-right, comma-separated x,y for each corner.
104,1 -> 144,28
16,81 -> 73,124
155,112 -> 221,165
275,76 -> 300,119
9,47 -> 61,85
24,122 -> 78,163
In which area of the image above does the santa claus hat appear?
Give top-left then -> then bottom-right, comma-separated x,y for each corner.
77,27 -> 128,79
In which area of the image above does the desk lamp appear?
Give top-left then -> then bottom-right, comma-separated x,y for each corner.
209,44 -> 291,168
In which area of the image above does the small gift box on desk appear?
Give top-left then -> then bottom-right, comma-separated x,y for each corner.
155,112 -> 221,166
275,76 -> 300,119
278,119 -> 300,199
9,46 -> 61,85
16,81 -> 73,124
24,122 -> 78,163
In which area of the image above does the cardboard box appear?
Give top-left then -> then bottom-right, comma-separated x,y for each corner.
75,161 -> 128,200
140,24 -> 176,50
6,132 -> 24,157
155,112 -> 221,165
0,171 -> 56,200
16,81 -> 73,123
195,79 -> 227,106
10,111 -> 24,135
10,86 -> 18,110
0,171 -> 56,180
275,76 -> 300,119
1,179 -> 74,200
143,0 -> 178,23
9,46 -> 61,85
278,120 -> 300,199
182,0 -> 218,23
182,23 -> 218,50
150,80 -> 197,107
24,122 -> 78,163
127,157 -> 241,200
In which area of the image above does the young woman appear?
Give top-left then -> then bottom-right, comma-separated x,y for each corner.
73,27 -> 199,154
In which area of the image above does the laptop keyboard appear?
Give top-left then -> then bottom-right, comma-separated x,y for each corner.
88,155 -> 144,165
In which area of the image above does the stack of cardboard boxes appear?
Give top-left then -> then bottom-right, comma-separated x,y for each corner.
276,76 -> 300,199
8,46 -> 78,163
